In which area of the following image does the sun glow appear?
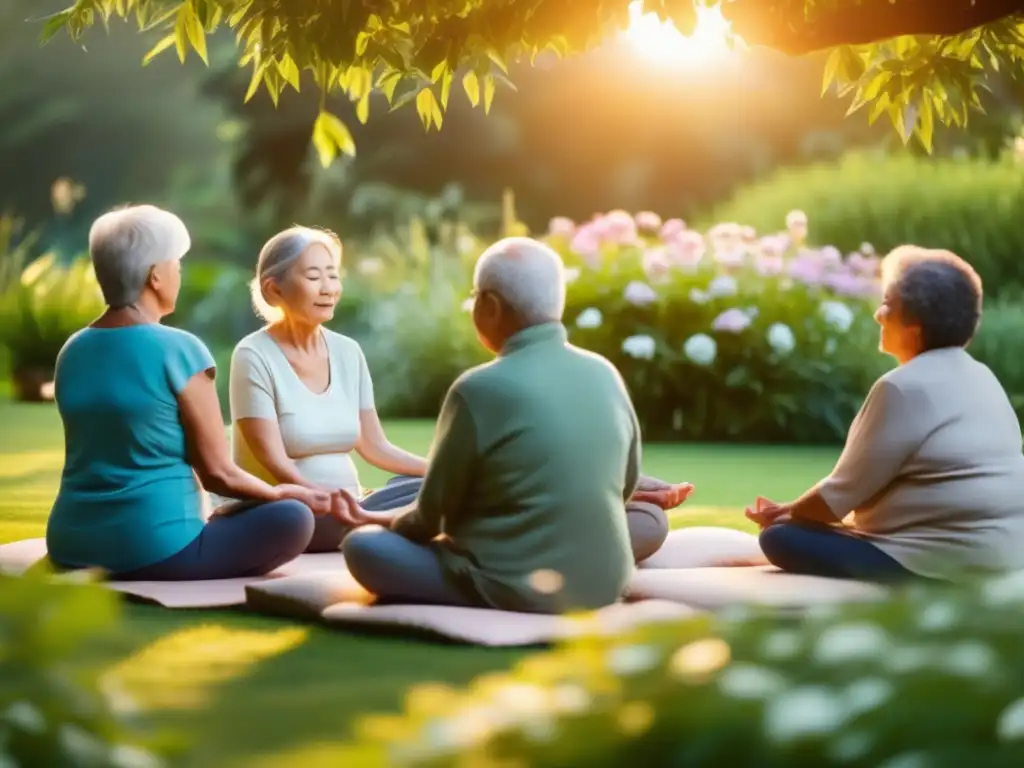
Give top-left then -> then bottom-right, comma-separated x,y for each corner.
623,1 -> 736,66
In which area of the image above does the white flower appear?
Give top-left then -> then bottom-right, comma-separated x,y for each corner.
762,630 -> 802,660
564,267 -> 581,284
623,280 -> 657,306
622,334 -> 656,360
764,686 -> 848,744
707,275 -> 738,297
3,701 -> 44,733
461,297 -> 475,312
997,697 -> 1024,741
766,323 -> 796,355
820,300 -> 854,333
607,644 -> 661,676
551,684 -> 591,714
824,337 -> 838,355
717,664 -> 785,700
683,333 -> 717,366
843,678 -> 893,717
357,257 -> 384,276
786,209 -> 808,229
110,745 -> 163,768
813,622 -> 891,665
916,601 -> 959,632
884,645 -> 933,674
860,242 -> 876,256
981,569 -> 1024,605
689,288 -> 710,304
575,307 -> 603,329
942,641 -> 996,677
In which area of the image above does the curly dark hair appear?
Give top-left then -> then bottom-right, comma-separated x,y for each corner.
883,246 -> 983,351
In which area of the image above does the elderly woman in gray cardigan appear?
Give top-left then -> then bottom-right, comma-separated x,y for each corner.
749,246 -> 1024,582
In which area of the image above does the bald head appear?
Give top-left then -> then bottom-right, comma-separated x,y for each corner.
473,237 -> 566,326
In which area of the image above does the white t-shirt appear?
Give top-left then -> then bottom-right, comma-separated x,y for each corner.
227,328 -> 375,495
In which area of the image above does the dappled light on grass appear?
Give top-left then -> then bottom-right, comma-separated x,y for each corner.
105,624 -> 309,711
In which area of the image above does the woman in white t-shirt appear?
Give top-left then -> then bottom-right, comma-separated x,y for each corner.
227,226 -> 428,552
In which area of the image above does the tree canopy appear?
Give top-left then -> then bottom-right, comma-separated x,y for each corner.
39,0 -> 1024,163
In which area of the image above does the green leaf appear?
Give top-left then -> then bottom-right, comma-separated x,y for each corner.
184,3 -> 209,64
356,93 -> 370,124
174,10 -> 188,62
278,54 -> 301,91
440,69 -> 453,109
142,33 -> 176,65
821,47 -> 842,96
917,99 -> 935,153
38,9 -> 73,45
463,70 -> 480,107
312,110 -> 356,167
416,87 -> 439,130
377,70 -> 401,103
483,74 -> 496,114
243,61 -> 267,103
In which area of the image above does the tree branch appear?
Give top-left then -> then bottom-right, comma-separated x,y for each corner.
723,0 -> 1024,55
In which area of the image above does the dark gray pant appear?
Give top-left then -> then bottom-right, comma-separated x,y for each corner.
305,475 -> 424,553
341,501 -> 670,606
113,499 -> 316,581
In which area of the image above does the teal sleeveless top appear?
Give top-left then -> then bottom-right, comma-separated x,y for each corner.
46,324 -> 215,573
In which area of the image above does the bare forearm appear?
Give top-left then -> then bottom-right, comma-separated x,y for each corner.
204,465 -> 280,502
360,442 -> 428,477
786,487 -> 843,526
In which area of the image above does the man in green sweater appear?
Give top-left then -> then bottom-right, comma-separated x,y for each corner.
339,237 -> 690,614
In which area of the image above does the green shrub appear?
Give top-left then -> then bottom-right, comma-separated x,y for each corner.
351,210 -> 890,442
710,152 -> 1024,295
0,217 -> 105,401
340,218 -> 491,417
0,569 -> 165,767
970,297 -> 1024,421
340,577 -> 1024,766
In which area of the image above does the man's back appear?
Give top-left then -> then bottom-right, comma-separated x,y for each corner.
432,323 -> 638,613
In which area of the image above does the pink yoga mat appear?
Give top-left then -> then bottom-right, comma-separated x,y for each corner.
0,538 -> 346,609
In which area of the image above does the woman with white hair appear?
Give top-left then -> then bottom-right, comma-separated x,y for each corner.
46,205 -> 333,580
227,226 -> 427,553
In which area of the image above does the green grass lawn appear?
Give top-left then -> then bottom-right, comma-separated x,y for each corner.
0,401 -> 840,767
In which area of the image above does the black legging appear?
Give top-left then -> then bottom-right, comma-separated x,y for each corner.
759,522 -> 917,583
113,499 -> 316,581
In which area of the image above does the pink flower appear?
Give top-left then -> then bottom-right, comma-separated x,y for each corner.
847,252 -> 881,276
759,234 -> 791,258
624,280 -> 657,306
824,271 -> 867,297
548,216 -> 575,238
665,230 -> 705,268
570,224 -> 602,264
641,247 -> 672,280
659,218 -> 687,240
755,252 -> 785,276
602,209 -> 639,245
714,248 -> 746,269
712,308 -> 752,333
635,211 -> 662,232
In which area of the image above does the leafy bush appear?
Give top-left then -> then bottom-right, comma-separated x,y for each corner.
549,210 -> 889,442
340,217 -> 492,417
970,296 -> 1024,421
709,152 -> 1024,295
0,217 -> 105,400
339,576 -> 1024,766
0,569 -> 164,767
351,209 -> 889,441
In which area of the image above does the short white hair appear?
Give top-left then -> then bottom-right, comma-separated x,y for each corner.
88,205 -> 190,308
473,237 -> 566,325
251,225 -> 343,322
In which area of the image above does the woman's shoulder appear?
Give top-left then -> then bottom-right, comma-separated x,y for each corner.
232,328 -> 276,360
322,328 -> 365,359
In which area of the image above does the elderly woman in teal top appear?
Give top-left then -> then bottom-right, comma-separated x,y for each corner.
46,205 -> 339,580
